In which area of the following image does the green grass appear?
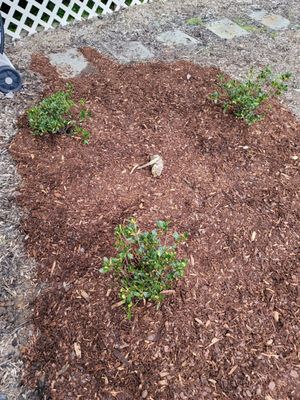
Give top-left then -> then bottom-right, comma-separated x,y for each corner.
186,17 -> 203,26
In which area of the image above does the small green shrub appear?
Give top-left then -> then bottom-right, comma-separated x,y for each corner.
210,67 -> 292,125
100,218 -> 188,319
27,85 -> 91,144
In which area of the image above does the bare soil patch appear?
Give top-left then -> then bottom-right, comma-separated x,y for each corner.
9,48 -> 300,399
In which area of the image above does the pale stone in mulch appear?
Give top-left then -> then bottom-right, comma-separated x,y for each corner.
107,41 -> 154,62
156,30 -> 198,47
48,48 -> 89,78
249,10 -> 290,30
206,18 -> 249,39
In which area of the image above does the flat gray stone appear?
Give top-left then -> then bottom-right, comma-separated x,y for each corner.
108,41 -> 154,62
249,10 -> 290,30
48,48 -> 89,78
207,18 -> 249,39
156,30 -> 198,46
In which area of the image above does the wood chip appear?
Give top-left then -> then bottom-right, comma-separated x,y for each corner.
158,380 -> 168,386
160,290 -> 176,295
50,260 -> 56,277
194,318 -> 203,325
228,365 -> 238,376
159,371 -> 169,378
190,254 -> 195,267
273,311 -> 279,322
80,290 -> 90,301
111,300 -> 124,309
74,342 -> 81,358
207,337 -> 221,348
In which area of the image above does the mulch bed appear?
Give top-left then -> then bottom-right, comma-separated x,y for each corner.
9,48 -> 299,399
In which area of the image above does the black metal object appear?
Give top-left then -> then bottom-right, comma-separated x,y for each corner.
0,13 -> 4,54
0,12 -> 22,93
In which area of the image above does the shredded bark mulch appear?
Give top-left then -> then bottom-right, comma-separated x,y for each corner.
9,48 -> 299,399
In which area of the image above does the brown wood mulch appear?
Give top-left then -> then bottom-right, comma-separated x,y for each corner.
9,48 -> 300,400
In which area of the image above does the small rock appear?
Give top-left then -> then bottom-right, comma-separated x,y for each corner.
290,370 -> 298,378
147,334 -> 156,341
268,381 -> 276,391
5,92 -> 14,99
12,337 -> 18,347
142,390 -> 148,398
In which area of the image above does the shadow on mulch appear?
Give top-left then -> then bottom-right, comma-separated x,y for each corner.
9,48 -> 300,399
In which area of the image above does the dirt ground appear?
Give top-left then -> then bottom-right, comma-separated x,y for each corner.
8,48 -> 300,399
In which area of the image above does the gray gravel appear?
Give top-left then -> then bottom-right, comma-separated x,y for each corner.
0,0 -> 299,398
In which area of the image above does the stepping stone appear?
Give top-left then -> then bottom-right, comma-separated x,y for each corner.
249,10 -> 290,30
48,48 -> 89,78
156,30 -> 198,46
108,41 -> 154,63
206,18 -> 249,39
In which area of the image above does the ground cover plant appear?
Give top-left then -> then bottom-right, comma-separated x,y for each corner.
10,49 -> 300,400
27,84 -> 91,143
210,67 -> 291,125
100,218 -> 188,318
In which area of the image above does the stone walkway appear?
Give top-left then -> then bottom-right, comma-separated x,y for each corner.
47,8 -> 295,75
0,0 -> 299,398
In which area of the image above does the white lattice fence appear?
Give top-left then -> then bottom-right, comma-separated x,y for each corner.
1,0 -> 148,40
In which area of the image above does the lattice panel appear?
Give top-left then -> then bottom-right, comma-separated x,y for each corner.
1,0 -> 148,40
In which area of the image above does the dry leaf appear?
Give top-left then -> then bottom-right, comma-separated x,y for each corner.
74,342 -> 81,358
